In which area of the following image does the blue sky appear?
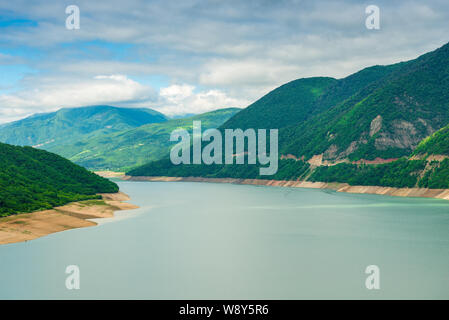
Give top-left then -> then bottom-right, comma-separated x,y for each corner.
0,0 -> 448,123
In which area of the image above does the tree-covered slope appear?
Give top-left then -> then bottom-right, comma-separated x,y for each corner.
221,77 -> 337,130
0,142 -> 118,217
413,124 -> 449,156
219,42 -> 449,161
221,64 -> 402,133
127,42 -> 449,189
50,108 -> 240,171
128,158 -> 311,181
0,105 -> 167,148
281,42 -> 449,161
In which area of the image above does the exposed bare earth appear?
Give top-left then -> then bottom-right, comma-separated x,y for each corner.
95,171 -> 126,178
280,154 -> 398,166
410,154 -> 449,161
123,176 -> 449,201
0,192 -> 138,245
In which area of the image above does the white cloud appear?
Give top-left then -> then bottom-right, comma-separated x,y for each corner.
0,74 -> 155,122
160,84 -> 195,103
1,0 -> 449,122
156,84 -> 248,116
0,77 -> 248,123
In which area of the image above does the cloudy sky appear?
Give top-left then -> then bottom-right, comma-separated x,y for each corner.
0,0 -> 448,123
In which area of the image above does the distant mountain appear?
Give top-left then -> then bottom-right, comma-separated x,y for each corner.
0,105 -> 167,148
0,142 -> 118,217
169,113 -> 197,119
49,108 -> 240,171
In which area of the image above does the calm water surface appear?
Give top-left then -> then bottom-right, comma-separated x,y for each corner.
1,181 -> 449,299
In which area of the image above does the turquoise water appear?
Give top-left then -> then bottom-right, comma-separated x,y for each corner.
1,181 -> 449,299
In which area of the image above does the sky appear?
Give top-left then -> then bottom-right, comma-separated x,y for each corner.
0,0 -> 448,123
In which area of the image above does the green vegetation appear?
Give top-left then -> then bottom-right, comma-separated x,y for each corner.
0,105 -> 167,148
223,43 -> 449,161
79,199 -> 107,206
0,142 -> 118,217
127,121 -> 449,189
49,108 -> 240,171
128,158 -> 310,181
308,159 -> 426,188
129,154 -> 439,189
128,43 -> 449,189
418,159 -> 449,188
2,43 -> 449,195
413,124 -> 449,156
283,43 -> 449,161
221,77 -> 337,130
0,105 -> 238,171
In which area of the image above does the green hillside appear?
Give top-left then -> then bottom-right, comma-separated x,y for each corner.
221,42 -> 449,162
49,108 -> 240,171
413,124 -> 449,156
221,77 -> 337,130
308,159 -> 427,188
128,158 -> 311,181
0,142 -> 118,217
128,155 -> 449,189
128,42 -> 449,189
281,43 -> 449,161
0,105 -> 167,148
222,64 -> 400,132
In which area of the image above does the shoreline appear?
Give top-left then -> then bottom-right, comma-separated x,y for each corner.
123,175 -> 449,201
0,192 -> 139,245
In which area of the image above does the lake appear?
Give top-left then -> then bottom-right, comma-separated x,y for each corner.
1,181 -> 449,299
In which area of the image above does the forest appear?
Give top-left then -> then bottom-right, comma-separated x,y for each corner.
0,142 -> 118,217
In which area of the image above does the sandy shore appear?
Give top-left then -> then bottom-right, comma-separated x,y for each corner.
0,192 -> 138,245
123,175 -> 449,201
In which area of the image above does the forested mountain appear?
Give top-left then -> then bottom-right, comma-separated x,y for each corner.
221,77 -> 337,130
0,142 -> 118,217
281,42 -> 449,161
49,108 -> 240,171
222,42 -> 449,161
222,64 -> 401,131
0,105 -> 167,148
128,42 -> 449,189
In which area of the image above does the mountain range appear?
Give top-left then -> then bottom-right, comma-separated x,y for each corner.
128,42 -> 449,189
222,42 -> 449,162
48,108 -> 240,170
0,105 -> 167,149
1,42 -> 449,190
0,106 -> 239,171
